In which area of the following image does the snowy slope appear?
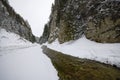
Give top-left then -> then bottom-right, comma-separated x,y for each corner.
46,36 -> 120,67
0,28 -> 32,48
0,28 -> 58,80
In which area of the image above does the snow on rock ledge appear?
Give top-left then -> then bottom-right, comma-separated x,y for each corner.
46,36 -> 120,67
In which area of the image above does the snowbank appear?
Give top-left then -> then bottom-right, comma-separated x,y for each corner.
46,36 -> 120,67
0,28 -> 32,47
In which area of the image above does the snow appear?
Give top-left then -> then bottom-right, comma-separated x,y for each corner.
0,28 -> 120,80
0,28 -> 58,80
0,28 -> 32,48
46,36 -> 120,67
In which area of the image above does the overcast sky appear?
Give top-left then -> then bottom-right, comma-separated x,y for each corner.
9,0 -> 54,37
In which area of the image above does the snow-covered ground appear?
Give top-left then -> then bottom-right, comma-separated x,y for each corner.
46,36 -> 120,67
0,28 -> 120,80
0,28 -> 58,80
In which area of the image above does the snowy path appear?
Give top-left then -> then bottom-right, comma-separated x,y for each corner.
0,44 -> 58,80
0,29 -> 58,80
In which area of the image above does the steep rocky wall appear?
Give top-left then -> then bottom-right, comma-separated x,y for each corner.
85,0 -> 120,43
0,0 -> 36,42
40,0 -> 120,44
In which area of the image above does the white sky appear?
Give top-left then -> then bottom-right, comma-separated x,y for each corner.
9,0 -> 54,37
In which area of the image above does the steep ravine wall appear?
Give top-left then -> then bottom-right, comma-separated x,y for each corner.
0,0 -> 36,42
40,0 -> 120,44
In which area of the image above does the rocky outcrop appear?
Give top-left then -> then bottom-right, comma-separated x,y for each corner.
0,0 -> 36,42
40,0 -> 120,44
85,0 -> 120,43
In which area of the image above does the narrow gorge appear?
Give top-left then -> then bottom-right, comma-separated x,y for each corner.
40,0 -> 120,44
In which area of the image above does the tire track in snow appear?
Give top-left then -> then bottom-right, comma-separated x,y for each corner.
0,44 -> 37,53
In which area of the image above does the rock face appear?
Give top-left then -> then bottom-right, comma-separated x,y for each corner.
0,0 -> 36,42
40,0 -> 120,44
39,24 -> 50,44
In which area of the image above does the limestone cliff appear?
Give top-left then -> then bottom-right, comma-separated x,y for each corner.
40,0 -> 120,44
0,0 -> 36,42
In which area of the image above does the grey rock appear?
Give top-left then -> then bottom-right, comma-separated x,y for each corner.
40,0 -> 120,44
